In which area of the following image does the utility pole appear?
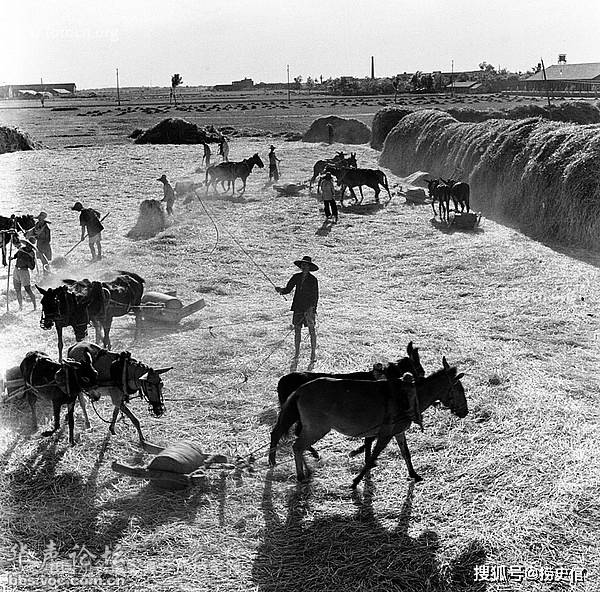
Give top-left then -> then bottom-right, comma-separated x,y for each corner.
451,60 -> 454,96
116,68 -> 121,106
540,58 -> 551,107
287,64 -> 290,103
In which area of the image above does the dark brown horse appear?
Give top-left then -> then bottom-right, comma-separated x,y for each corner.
269,357 -> 467,487
20,350 -> 98,445
276,342 -> 425,460
310,152 -> 357,189
68,342 -> 172,444
330,167 -> 392,205
37,270 -> 145,359
427,179 -> 451,221
442,178 -> 471,213
205,153 -> 264,194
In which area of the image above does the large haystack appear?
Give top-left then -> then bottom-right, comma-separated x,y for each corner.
303,116 -> 371,144
127,199 -> 170,239
134,118 -> 223,145
380,109 -> 600,249
370,108 -> 413,150
0,126 -> 39,154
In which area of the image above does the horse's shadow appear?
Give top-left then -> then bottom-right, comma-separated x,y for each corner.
430,217 -> 485,235
252,472 -> 488,591
340,201 -> 385,216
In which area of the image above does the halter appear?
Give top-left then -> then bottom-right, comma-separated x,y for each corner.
118,353 -> 165,416
39,287 -> 89,334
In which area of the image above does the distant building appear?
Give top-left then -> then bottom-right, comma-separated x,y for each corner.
523,62 -> 600,92
445,81 -> 483,93
0,83 -> 76,99
213,77 -> 254,91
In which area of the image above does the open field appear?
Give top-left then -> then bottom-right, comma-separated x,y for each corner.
0,100 -> 599,591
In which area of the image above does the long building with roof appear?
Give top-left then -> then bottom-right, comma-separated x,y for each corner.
0,83 -> 76,99
523,62 -> 600,92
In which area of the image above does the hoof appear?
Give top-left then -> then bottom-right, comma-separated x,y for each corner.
41,430 -> 56,437
411,474 -> 423,483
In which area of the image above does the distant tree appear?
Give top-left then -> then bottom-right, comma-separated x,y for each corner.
306,76 -> 314,94
293,75 -> 303,91
170,73 -> 183,105
410,71 -> 422,92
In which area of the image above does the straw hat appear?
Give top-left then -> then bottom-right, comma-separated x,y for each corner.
269,145 -> 276,150
71,202 -> 83,211
157,174 -> 168,182
294,256 -> 318,271
35,211 -> 50,222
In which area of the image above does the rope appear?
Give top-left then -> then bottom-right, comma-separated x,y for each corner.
194,191 -> 220,257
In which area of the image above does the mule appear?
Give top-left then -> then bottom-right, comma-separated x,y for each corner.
20,350 -> 98,445
205,153 -> 264,195
38,271 -> 145,359
68,342 -> 172,444
310,152 -> 356,189
276,342 -> 424,458
442,178 -> 471,213
427,179 -> 451,221
330,167 -> 392,205
269,357 -> 467,487
1,214 -> 35,266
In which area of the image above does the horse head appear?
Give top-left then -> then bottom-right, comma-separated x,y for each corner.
438,356 -> 468,418
251,153 -> 265,169
36,285 -> 63,330
128,359 -> 173,417
347,153 -> 357,168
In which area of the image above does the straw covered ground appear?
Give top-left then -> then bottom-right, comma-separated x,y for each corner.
380,109 -> 600,249
0,130 -> 599,591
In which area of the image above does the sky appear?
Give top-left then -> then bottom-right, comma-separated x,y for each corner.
2,0 -> 599,89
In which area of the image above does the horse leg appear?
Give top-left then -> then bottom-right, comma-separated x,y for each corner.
119,404 -> 145,444
103,317 -> 113,350
57,326 -> 64,362
384,182 -> 392,204
395,433 -> 422,482
351,434 -> 392,489
364,436 -> 375,465
239,178 -> 247,195
292,427 -> 328,482
66,402 -> 76,446
349,186 -> 359,204
41,396 -> 62,437
78,393 -> 91,429
358,186 -> 365,204
373,185 -> 380,204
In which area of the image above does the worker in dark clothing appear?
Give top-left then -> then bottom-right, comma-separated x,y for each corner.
29,211 -> 52,272
11,239 -> 36,311
317,171 -> 338,223
268,145 -> 281,182
72,201 -> 104,261
275,256 -> 319,370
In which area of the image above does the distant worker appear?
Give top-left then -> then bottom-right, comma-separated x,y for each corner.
268,145 -> 281,182
40,96 -> 45,108
72,201 -> 104,262
327,123 -> 334,145
275,256 -> 319,370
30,211 -> 52,272
157,174 -> 176,215
318,172 -> 338,223
202,142 -> 212,168
11,238 -> 37,311
219,137 -> 230,162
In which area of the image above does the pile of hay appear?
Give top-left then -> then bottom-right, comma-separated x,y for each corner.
0,126 -> 39,154
127,199 -> 170,239
370,108 -> 413,150
380,109 -> 600,249
133,118 -> 223,145
303,116 -> 371,144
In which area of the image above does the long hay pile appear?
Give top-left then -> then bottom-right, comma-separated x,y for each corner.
127,199 -> 170,239
370,107 -> 413,150
303,115 -> 371,144
134,118 -> 223,145
0,126 -> 39,154
380,109 -> 600,248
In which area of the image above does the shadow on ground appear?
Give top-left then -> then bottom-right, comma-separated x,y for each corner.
252,472 -> 488,591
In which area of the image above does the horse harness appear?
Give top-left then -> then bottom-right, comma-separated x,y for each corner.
40,287 -> 89,334
24,356 -> 81,401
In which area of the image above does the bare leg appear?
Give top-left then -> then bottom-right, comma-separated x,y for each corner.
24,286 -> 36,310
294,326 -> 301,360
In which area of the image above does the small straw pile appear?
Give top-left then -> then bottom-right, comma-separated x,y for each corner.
127,199 -> 170,239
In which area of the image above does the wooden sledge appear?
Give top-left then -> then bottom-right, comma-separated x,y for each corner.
111,440 -> 233,490
0,365 -> 27,402
140,291 -> 206,324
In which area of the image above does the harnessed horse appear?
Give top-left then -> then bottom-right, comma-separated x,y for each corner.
310,152 -> 357,189
205,153 -> 264,195
20,350 -> 98,445
68,342 -> 172,445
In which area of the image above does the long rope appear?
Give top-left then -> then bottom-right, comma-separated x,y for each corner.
194,191 -> 220,257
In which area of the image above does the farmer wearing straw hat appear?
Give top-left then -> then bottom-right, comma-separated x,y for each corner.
268,145 -> 281,182
11,238 -> 36,311
317,171 -> 338,223
72,201 -> 104,262
275,256 -> 319,367
219,137 -> 230,162
157,174 -> 176,215
29,211 -> 52,271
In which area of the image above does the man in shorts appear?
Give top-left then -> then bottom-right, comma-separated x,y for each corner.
275,256 -> 319,369
157,174 -> 176,215
11,239 -> 37,311
72,201 -> 104,261
317,171 -> 338,223
202,142 -> 212,168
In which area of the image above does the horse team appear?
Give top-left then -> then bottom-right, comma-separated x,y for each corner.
2,145 -> 470,490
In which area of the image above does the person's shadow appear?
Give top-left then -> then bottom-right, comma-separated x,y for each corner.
252,472 -> 487,591
315,219 -> 334,236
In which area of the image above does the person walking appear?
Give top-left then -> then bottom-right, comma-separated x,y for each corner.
268,145 -> 281,182
11,238 -> 37,311
275,256 -> 319,369
29,211 -> 52,272
327,123 -> 334,145
219,137 -> 230,162
318,172 -> 338,223
72,201 -> 104,261
202,142 -> 212,168
157,174 -> 176,215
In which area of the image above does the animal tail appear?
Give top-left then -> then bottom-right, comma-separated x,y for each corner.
268,393 -> 300,465
381,171 -> 392,198
87,281 -> 106,317
116,271 -> 145,285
